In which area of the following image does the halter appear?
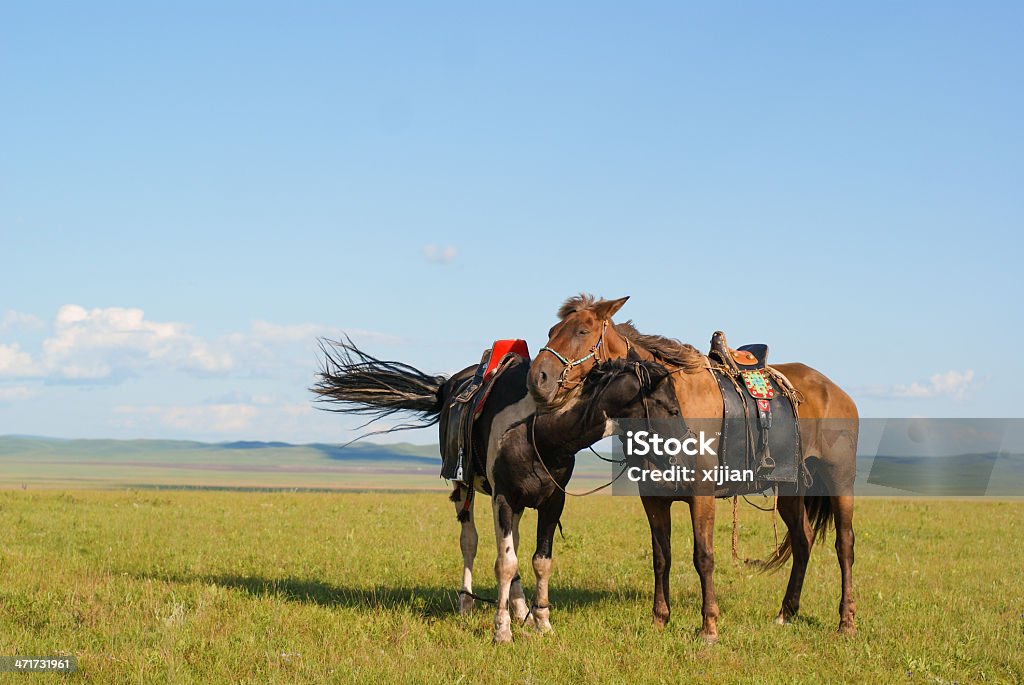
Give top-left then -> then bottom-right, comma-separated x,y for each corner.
538,320 -> 609,389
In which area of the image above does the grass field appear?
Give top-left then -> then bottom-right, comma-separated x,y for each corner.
1,491 -> 1022,684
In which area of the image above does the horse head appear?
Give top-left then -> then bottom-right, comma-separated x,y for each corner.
580,354 -> 680,428
529,294 -> 633,409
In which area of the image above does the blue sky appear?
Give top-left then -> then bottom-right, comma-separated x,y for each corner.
1,2 -> 1021,443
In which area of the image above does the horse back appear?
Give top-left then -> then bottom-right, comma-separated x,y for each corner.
771,362 -> 858,488
770,362 -> 858,420
472,361 -> 535,487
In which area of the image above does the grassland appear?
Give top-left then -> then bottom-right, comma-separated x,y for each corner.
1,490 -> 1022,684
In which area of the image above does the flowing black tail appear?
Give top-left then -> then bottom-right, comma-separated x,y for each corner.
312,337 -> 449,440
760,496 -> 834,573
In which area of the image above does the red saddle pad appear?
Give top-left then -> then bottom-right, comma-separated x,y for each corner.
483,339 -> 530,380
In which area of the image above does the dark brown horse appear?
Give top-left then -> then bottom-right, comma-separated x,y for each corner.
483,355 -> 681,641
313,339 -> 532,626
528,295 -> 859,640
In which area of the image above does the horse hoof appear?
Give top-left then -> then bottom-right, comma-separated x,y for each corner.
531,607 -> 553,634
492,628 -> 513,644
774,613 -> 792,626
838,622 -> 857,637
459,596 -> 475,616
511,599 -> 530,624
532,618 -> 553,634
699,631 -> 719,645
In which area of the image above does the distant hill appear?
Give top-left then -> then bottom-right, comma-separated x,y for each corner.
0,435 -> 441,459
0,435 -> 623,492
0,435 -> 445,491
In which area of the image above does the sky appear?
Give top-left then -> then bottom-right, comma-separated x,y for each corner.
1,2 -> 1021,444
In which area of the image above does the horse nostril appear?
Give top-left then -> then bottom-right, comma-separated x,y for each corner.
538,371 -> 548,384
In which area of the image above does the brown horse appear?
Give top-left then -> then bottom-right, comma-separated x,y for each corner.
527,294 -> 858,640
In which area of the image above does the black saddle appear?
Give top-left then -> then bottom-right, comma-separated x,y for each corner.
707,331 -> 804,494
439,347 -> 525,485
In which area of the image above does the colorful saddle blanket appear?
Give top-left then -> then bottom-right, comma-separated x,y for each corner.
439,340 -> 530,483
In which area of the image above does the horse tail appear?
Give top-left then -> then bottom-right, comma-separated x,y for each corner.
312,336 -> 449,438
760,496 -> 833,574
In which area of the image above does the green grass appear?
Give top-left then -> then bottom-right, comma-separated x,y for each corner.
1,491 -> 1021,684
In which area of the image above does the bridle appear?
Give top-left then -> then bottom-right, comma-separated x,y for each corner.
537,320 -> 613,391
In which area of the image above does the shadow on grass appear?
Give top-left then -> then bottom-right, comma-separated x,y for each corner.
784,613 -> 829,629
129,572 -> 645,619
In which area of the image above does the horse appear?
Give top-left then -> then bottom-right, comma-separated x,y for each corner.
312,338 -> 533,625
483,355 -> 680,642
527,294 -> 859,640
312,338 -> 680,642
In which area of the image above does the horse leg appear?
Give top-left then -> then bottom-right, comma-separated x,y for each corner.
690,495 -> 719,642
833,494 -> 857,635
509,511 -> 530,623
641,495 -> 673,628
774,495 -> 813,625
491,494 -> 518,643
531,492 -> 565,633
452,486 -> 478,615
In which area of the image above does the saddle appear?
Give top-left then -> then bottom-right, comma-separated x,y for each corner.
707,331 -> 805,495
439,340 -> 530,484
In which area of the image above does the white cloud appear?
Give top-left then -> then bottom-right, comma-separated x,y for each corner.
422,244 -> 458,264
856,369 -> 976,401
38,305 -> 234,380
0,305 -> 400,387
1,305 -> 231,381
892,369 -> 975,399
0,343 -> 40,377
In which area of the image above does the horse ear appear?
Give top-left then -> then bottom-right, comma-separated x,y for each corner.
593,296 -> 629,321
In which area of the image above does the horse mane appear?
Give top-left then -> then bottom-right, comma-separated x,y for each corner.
585,356 -> 669,392
557,293 -> 599,320
614,321 -> 706,373
580,357 -> 671,425
556,293 -> 706,373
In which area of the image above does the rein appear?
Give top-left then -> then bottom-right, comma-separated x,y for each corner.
529,417 -> 628,497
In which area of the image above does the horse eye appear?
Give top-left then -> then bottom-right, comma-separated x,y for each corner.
576,329 -> 589,336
